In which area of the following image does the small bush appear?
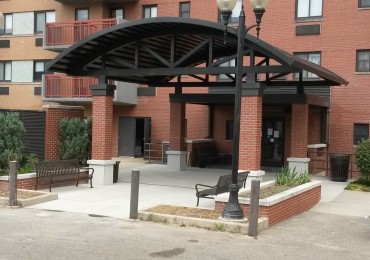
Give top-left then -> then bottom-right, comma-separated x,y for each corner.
59,118 -> 92,164
18,153 -> 39,174
276,167 -> 310,186
345,178 -> 370,192
355,139 -> 370,181
0,112 -> 26,170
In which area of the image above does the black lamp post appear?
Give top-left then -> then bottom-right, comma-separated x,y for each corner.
216,0 -> 270,220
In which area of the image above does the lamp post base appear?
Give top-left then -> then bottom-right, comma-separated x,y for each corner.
222,184 -> 244,219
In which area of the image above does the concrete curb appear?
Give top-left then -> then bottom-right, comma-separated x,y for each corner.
138,211 -> 269,235
0,189 -> 58,207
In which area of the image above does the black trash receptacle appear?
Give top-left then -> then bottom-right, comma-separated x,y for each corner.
113,161 -> 121,183
330,154 -> 350,182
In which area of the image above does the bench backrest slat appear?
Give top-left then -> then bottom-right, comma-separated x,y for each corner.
216,175 -> 232,194
35,159 -> 80,177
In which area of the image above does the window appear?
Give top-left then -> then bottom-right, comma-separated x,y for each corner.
296,0 -> 323,18
359,0 -> 370,8
143,5 -> 158,18
354,124 -> 369,145
180,2 -> 190,18
75,8 -> 89,21
0,14 -> 13,35
294,52 -> 321,78
0,61 -> 11,81
218,59 -> 236,80
35,11 -> 55,33
226,120 -> 234,141
356,50 -> 370,72
111,8 -> 124,19
34,61 -> 47,82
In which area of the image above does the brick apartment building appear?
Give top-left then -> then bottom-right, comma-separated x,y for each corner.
0,0 -> 368,183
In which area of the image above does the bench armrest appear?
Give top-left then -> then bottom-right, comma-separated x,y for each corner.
195,184 -> 216,193
81,167 -> 94,177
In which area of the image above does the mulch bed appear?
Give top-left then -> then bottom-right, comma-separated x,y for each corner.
0,190 -> 42,199
239,184 -> 297,199
146,205 -> 221,220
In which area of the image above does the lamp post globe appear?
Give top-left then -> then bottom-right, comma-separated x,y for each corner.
249,0 -> 271,9
217,0 -> 237,26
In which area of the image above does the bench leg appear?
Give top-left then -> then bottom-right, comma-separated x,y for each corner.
196,197 -> 200,207
89,176 -> 93,188
49,177 -> 52,192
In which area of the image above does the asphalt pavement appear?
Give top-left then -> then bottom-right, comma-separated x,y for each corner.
1,158 -> 369,259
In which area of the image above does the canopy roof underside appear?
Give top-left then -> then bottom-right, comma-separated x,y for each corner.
46,17 -> 348,88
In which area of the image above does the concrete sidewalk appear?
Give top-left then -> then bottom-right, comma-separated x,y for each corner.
28,158 -> 370,220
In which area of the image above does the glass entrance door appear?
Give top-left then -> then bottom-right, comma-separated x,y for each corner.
261,118 -> 284,167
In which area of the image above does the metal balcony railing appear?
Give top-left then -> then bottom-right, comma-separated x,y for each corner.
45,18 -> 117,46
44,74 -> 95,98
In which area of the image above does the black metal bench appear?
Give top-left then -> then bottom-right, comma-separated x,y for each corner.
35,159 -> 94,192
196,143 -> 230,168
195,172 -> 249,206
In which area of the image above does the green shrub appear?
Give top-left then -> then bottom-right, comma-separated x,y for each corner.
0,112 -> 26,170
345,178 -> 370,192
18,153 -> 39,174
355,139 -> 370,181
59,118 -> 92,164
275,167 -> 310,186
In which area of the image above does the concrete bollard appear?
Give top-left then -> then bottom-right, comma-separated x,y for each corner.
129,169 -> 140,219
9,161 -> 18,207
248,179 -> 260,238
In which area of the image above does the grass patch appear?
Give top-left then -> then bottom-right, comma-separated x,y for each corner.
345,178 -> 370,192
146,205 -> 221,220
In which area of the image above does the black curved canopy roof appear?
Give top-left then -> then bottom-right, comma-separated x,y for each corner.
46,17 -> 348,87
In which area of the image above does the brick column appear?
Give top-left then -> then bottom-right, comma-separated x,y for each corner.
87,83 -> 116,186
92,95 -> 113,160
44,104 -> 84,160
239,96 -> 262,171
288,104 -> 310,173
168,102 -> 187,170
290,104 -> 309,157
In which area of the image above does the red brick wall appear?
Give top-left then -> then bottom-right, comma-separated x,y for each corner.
170,103 -> 186,151
0,174 -> 88,191
92,96 -> 114,160
308,109 -> 322,145
284,112 -> 292,164
44,106 -> 84,160
215,185 -> 321,226
290,104 -> 309,158
213,105 -> 234,154
186,104 -> 209,140
239,96 -> 263,170
308,147 -> 328,175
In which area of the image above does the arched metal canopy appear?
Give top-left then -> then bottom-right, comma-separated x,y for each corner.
46,17 -> 348,87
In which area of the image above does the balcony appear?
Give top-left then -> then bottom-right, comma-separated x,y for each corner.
44,18 -> 118,51
43,74 -> 138,105
54,0 -> 137,3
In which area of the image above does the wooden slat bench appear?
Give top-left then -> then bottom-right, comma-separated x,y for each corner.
35,159 -> 94,192
195,172 -> 249,206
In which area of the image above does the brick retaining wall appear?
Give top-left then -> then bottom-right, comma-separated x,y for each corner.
215,184 -> 321,226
